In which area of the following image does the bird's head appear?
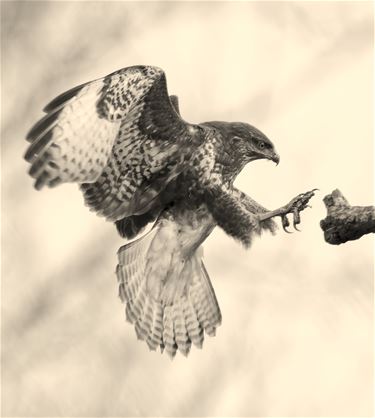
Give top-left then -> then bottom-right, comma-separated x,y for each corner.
203,121 -> 280,166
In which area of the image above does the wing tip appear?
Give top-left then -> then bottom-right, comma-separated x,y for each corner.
42,82 -> 86,113
26,108 -> 61,143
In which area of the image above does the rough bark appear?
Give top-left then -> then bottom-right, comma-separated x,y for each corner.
320,189 -> 375,245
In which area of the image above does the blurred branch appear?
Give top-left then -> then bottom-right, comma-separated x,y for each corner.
320,189 -> 375,245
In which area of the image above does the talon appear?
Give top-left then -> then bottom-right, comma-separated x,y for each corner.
282,215 -> 292,233
278,189 -> 316,233
293,208 -> 301,231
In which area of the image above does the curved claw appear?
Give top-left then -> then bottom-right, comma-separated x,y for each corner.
293,208 -> 301,231
282,215 -> 292,233
278,189 -> 317,234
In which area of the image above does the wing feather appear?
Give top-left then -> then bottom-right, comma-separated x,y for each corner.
25,65 -> 199,220
26,106 -> 61,144
25,79 -> 121,188
43,82 -> 87,113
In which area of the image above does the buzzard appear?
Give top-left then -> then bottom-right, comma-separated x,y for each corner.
25,66 -> 316,357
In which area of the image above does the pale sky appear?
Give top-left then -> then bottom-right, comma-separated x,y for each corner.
2,2 -> 373,417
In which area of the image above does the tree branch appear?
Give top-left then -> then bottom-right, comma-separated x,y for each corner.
320,189 -> 375,245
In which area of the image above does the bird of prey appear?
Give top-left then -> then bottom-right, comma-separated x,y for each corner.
25,65 -> 316,358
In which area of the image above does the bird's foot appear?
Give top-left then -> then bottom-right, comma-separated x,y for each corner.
279,189 -> 318,232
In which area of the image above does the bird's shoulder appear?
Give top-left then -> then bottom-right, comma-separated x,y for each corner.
183,124 -> 240,190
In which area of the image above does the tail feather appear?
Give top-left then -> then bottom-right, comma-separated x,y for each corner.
145,301 -> 164,350
182,297 -> 204,348
199,260 -> 222,326
125,302 -> 137,324
134,296 -> 153,341
190,285 -> 215,337
117,265 -> 127,302
116,224 -> 222,358
163,306 -> 178,358
132,282 -> 147,320
173,304 -> 191,356
124,281 -> 144,323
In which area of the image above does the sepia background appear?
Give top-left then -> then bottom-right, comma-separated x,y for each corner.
1,1 -> 373,417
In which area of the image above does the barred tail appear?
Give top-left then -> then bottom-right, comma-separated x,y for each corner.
116,224 -> 221,358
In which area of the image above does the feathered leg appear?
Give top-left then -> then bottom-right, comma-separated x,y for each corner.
204,186 -> 267,247
204,186 -> 316,245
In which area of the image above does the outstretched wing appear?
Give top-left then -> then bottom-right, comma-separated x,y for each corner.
25,66 -> 199,220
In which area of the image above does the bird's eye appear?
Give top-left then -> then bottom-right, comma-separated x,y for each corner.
258,141 -> 265,149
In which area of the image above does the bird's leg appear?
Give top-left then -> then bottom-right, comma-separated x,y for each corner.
258,189 -> 318,232
231,187 -> 278,234
204,186 -> 265,247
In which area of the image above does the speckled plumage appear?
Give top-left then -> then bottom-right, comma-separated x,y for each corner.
25,65 -> 315,357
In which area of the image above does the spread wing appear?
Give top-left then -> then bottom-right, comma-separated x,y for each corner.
25,66 -> 199,220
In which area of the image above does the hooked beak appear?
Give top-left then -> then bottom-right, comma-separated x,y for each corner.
270,151 -> 280,165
